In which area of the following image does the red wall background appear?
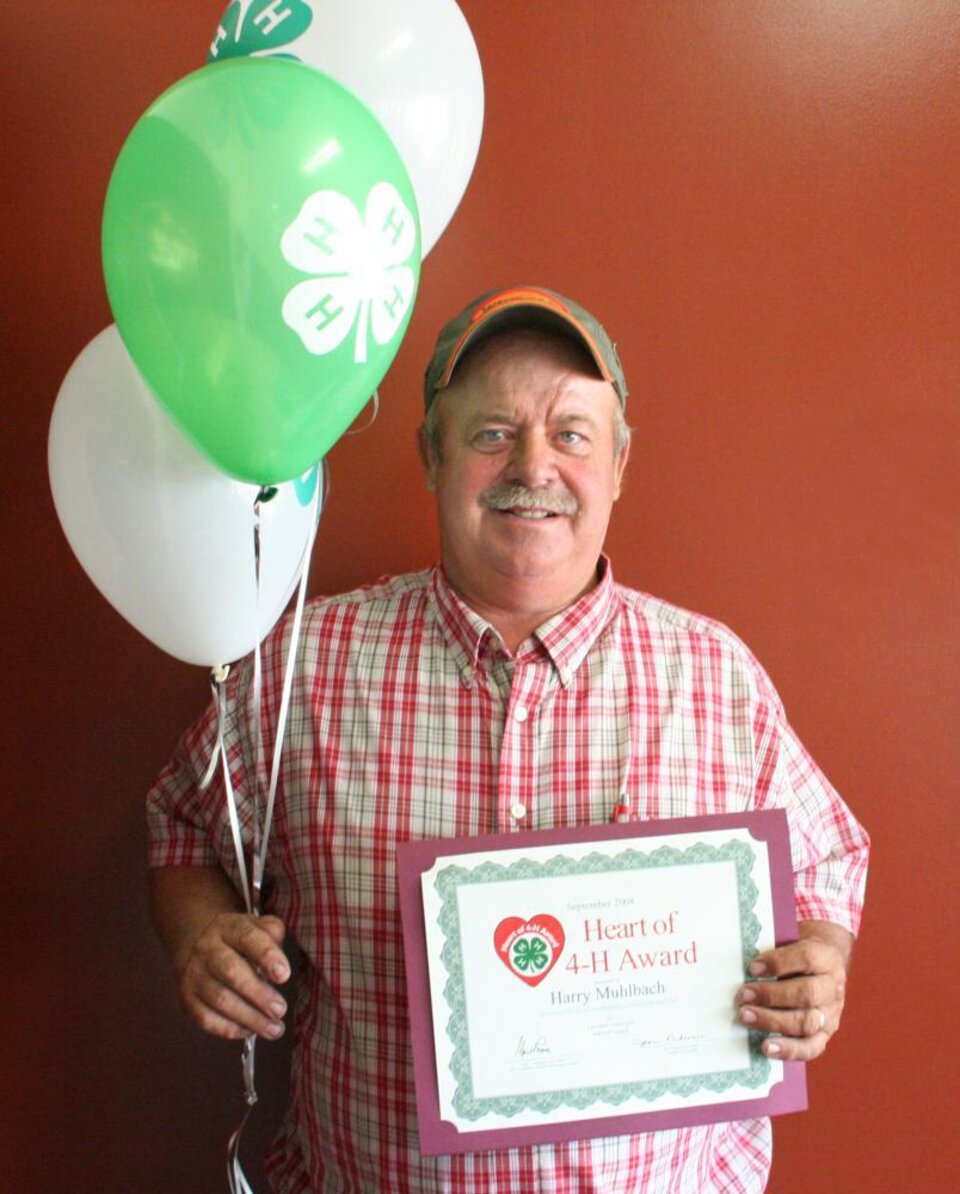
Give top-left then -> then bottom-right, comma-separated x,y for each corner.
4,2 -> 957,1189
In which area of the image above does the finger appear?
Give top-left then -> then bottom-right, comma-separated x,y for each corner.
221,916 -> 291,984
748,939 -> 840,981
201,941 -> 289,1019
180,996 -> 265,1042
738,1002 -> 839,1039
258,914 -> 288,949
759,1030 -> 830,1062
187,967 -> 287,1040
739,973 -> 841,1011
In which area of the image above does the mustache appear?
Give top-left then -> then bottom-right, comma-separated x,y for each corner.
480,483 -> 579,516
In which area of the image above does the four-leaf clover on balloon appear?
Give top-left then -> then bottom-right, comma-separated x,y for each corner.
208,0 -> 314,62
512,935 -> 549,973
281,182 -> 418,364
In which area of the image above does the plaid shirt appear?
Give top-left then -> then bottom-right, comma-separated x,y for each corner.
147,561 -> 868,1193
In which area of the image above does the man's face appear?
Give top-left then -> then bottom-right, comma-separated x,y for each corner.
422,329 -> 629,607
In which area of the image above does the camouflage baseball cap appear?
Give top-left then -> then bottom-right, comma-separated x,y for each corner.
423,285 -> 628,411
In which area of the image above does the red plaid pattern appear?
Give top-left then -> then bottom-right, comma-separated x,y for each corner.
147,562 -> 868,1192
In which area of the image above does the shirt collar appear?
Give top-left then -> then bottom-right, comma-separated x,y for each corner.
531,556 -> 620,685
429,557 -> 621,688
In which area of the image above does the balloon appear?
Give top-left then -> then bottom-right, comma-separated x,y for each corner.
102,57 -> 421,484
207,0 -> 484,256
48,326 -> 321,667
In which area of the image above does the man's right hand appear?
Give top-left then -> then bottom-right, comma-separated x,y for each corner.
149,865 -> 290,1042
176,911 -> 290,1041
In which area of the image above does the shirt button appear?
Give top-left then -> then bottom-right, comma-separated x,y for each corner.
510,802 -> 527,820
514,705 -> 529,722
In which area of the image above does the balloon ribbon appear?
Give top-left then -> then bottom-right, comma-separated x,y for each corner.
202,466 -> 325,1192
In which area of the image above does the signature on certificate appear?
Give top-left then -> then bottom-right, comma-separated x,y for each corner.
515,1035 -> 552,1059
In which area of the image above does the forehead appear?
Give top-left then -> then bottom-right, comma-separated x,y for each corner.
439,329 -> 614,416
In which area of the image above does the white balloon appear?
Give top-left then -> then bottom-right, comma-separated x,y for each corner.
208,0 -> 484,256
48,326 -> 320,667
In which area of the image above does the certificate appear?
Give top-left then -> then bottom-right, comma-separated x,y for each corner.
397,811 -> 806,1156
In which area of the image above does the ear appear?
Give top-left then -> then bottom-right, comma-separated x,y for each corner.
612,437 -> 631,501
417,424 -> 438,492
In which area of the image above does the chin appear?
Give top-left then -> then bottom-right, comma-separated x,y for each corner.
492,547 -> 578,581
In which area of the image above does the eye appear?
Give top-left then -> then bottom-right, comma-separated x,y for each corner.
556,429 -> 586,446
472,427 -> 510,448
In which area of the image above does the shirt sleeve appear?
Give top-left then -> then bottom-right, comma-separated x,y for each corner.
751,674 -> 870,935
145,667 -> 256,896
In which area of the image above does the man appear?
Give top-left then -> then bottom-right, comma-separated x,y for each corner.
148,286 -> 869,1192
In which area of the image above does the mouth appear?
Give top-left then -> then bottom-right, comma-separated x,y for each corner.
500,507 -> 559,521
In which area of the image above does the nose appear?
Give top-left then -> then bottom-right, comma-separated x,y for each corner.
505,429 -> 556,489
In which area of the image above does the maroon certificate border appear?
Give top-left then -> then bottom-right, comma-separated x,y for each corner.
396,809 -> 807,1157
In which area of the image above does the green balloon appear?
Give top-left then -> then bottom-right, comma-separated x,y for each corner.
102,58 -> 421,483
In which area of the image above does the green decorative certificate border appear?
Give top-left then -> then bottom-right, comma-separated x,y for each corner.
433,840 -> 770,1121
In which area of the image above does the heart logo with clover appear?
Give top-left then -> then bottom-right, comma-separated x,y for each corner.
493,915 -> 565,988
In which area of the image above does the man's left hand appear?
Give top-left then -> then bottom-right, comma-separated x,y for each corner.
736,919 -> 854,1061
